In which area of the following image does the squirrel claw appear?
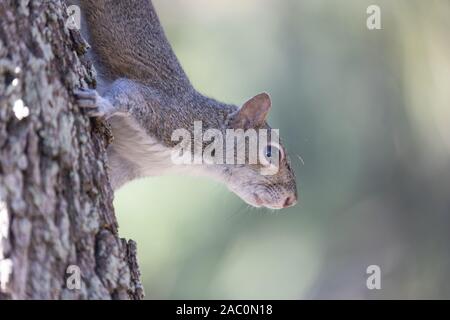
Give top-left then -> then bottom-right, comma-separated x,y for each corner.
74,89 -> 94,100
74,88 -> 109,118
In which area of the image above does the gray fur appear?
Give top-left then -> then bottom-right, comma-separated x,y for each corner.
74,0 -> 298,209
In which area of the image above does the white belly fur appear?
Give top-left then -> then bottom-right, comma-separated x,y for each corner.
106,115 -> 175,189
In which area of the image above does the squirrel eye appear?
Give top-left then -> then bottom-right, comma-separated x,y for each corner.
261,143 -> 284,166
266,145 -> 272,158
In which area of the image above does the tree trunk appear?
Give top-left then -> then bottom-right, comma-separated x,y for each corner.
0,0 -> 143,299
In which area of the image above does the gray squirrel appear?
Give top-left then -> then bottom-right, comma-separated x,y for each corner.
71,0 -> 298,209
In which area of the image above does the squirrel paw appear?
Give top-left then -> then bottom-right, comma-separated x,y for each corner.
74,88 -> 113,118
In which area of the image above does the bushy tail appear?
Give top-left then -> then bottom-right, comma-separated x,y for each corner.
78,0 -> 191,94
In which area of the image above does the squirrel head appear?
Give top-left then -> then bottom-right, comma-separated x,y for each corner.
224,92 -> 297,209
203,93 -> 298,209
170,92 -> 298,209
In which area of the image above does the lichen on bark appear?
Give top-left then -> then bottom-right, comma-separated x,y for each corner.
0,0 -> 143,299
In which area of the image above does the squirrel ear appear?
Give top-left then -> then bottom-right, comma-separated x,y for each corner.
231,92 -> 271,129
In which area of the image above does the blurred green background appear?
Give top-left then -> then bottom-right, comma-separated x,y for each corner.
114,0 -> 450,299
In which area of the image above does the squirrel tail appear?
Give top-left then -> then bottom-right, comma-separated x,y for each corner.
78,0 -> 192,94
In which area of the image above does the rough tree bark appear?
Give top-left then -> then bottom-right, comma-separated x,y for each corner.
0,0 -> 143,299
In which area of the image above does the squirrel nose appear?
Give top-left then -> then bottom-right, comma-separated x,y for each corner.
283,195 -> 297,208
